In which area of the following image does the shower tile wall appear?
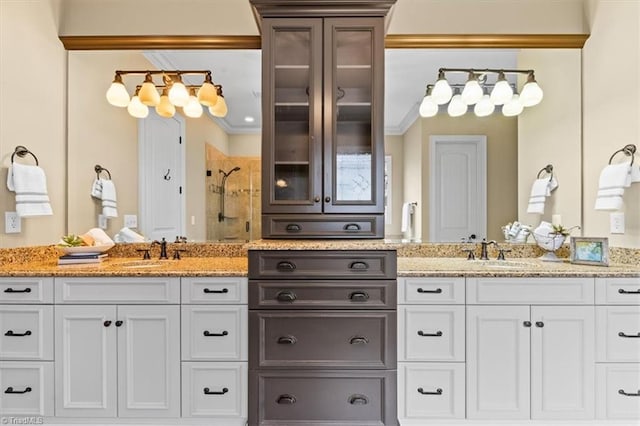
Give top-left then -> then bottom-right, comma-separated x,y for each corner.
205,144 -> 261,241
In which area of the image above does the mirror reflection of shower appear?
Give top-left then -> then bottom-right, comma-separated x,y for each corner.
218,166 -> 241,222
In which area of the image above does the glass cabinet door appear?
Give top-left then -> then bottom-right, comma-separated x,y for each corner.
323,18 -> 384,214
262,19 -> 323,213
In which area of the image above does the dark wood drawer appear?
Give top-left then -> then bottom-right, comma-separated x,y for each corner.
249,250 -> 396,280
249,369 -> 396,426
262,214 -> 384,238
249,310 -> 396,369
249,280 -> 396,309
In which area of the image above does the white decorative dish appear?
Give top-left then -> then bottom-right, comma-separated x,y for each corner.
57,243 -> 115,255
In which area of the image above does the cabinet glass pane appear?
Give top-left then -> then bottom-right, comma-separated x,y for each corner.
334,30 -> 373,202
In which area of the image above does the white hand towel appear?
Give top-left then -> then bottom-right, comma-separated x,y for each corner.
594,162 -> 632,211
100,179 -> 118,218
526,178 -> 550,214
6,163 -> 53,217
631,163 -> 640,183
114,227 -> 145,243
547,176 -> 559,195
401,202 -> 411,232
84,227 -> 114,246
91,178 -> 103,198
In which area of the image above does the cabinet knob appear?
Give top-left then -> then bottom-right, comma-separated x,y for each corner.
115,320 -> 123,327
103,320 -> 112,327
324,196 -> 331,203
314,196 -> 321,203
277,394 -> 296,404
285,224 -> 301,232
349,261 -> 369,271
343,223 -> 361,232
277,335 -> 297,345
535,321 -> 544,328
349,336 -> 369,345
277,261 -> 296,271
523,321 -> 532,327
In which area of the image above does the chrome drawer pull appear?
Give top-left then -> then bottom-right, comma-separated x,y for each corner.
277,261 -> 296,271
204,288 -> 228,294
418,387 -> 443,395
349,291 -> 369,302
4,330 -> 32,337
418,330 -> 443,337
619,389 -> 640,397
348,394 -> 369,405
5,387 -> 31,394
285,224 -> 301,232
619,288 -> 640,294
349,336 -> 369,345
619,332 -> 640,338
343,223 -> 361,231
3,287 -> 31,293
417,288 -> 442,294
203,330 -> 228,337
277,335 -> 297,345
203,387 -> 228,395
349,261 -> 369,270
276,290 -> 297,302
277,394 -> 296,404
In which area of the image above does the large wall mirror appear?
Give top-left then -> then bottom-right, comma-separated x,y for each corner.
66,45 -> 582,243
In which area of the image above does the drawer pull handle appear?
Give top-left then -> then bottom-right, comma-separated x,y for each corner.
3,287 -> 31,293
203,387 -> 228,395
535,321 -> 544,328
618,332 -> 640,338
204,288 -> 229,294
276,290 -> 297,302
418,387 -> 443,395
343,223 -> 361,231
348,394 -> 369,405
5,387 -> 32,394
204,330 -> 229,337
277,335 -> 297,345
349,291 -> 369,302
277,261 -> 296,271
103,321 -> 112,327
418,330 -> 443,337
115,320 -> 123,327
523,321 -> 532,327
417,288 -> 442,294
619,288 -> 640,294
619,389 -> 640,397
349,336 -> 369,345
277,394 -> 296,404
349,261 -> 369,270
4,330 -> 32,337
285,224 -> 301,232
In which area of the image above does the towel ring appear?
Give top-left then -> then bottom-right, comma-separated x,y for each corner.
11,146 -> 38,166
536,164 -> 553,181
94,164 -> 112,180
608,144 -> 636,167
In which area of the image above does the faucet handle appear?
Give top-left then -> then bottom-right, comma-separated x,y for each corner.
173,249 -> 187,260
136,249 -> 151,260
461,248 -> 476,260
497,248 -> 512,260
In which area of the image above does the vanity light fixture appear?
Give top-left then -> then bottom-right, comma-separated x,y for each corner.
419,67 -> 543,118
106,70 -> 228,119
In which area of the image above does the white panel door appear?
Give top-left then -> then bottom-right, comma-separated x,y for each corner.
55,305 -> 117,417
429,135 -> 486,242
139,110 -> 185,241
531,306 -> 595,419
467,305 -> 530,419
117,305 -> 180,418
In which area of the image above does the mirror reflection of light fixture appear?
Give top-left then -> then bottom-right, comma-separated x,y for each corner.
502,93 -> 524,117
447,88 -> 467,117
418,86 -> 438,118
461,72 -> 484,105
106,70 -> 227,119
520,72 -> 544,106
489,71 -> 513,105
431,70 -> 453,105
474,89 -> 495,117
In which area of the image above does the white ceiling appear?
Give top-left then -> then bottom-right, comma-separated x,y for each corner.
146,48 -> 518,135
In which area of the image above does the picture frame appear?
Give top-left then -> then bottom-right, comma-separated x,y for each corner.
570,237 -> 609,266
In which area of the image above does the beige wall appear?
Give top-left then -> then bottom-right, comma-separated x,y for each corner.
0,0 -> 67,248
229,134 -> 261,157
384,135 -> 404,239
403,119 -> 423,240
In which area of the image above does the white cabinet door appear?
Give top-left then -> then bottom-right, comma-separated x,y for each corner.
399,305 -> 464,362
117,305 -> 180,418
531,306 -> 595,419
467,305 -> 530,419
55,305 -> 117,417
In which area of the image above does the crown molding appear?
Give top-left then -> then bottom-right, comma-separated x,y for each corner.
59,35 -> 261,50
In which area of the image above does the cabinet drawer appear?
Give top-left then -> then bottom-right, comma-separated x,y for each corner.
182,306 -> 248,361
249,250 -> 396,280
596,277 -> 640,304
249,310 -> 396,369
262,214 -> 384,239
0,278 -> 53,304
249,280 -> 396,309
597,306 -> 640,362
0,306 -> 53,360
596,364 -> 640,419
399,277 -> 465,304
0,361 -> 53,416
181,277 -> 247,304
249,369 -> 396,425
467,277 -> 594,304
55,277 -> 180,303
398,306 -> 464,362
398,362 -> 465,420
182,362 -> 247,418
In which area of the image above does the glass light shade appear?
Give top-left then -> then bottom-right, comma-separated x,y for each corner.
461,79 -> 483,105
208,95 -> 227,117
183,94 -> 203,118
168,79 -> 189,107
447,93 -> 468,117
198,81 -> 219,107
474,94 -> 495,117
106,77 -> 130,107
489,73 -> 513,105
502,94 -> 524,117
418,94 -> 438,117
431,75 -> 453,105
156,91 -> 175,118
138,76 -> 160,106
127,95 -> 149,118
520,80 -> 544,107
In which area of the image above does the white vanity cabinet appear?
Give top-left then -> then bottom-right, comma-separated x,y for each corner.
466,277 -> 595,420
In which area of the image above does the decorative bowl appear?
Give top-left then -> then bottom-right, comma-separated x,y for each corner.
57,243 -> 114,256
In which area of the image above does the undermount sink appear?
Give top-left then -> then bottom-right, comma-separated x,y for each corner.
474,260 -> 540,269
116,260 -> 172,268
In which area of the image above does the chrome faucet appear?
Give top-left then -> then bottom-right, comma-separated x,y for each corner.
152,237 -> 168,260
479,239 -> 496,260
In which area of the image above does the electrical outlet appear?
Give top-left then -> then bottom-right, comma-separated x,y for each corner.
5,212 -> 21,234
98,214 -> 108,229
124,214 -> 138,228
610,212 -> 625,234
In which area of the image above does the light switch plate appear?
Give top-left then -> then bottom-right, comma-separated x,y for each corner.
610,212 -> 625,234
5,212 -> 21,234
124,214 -> 137,228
